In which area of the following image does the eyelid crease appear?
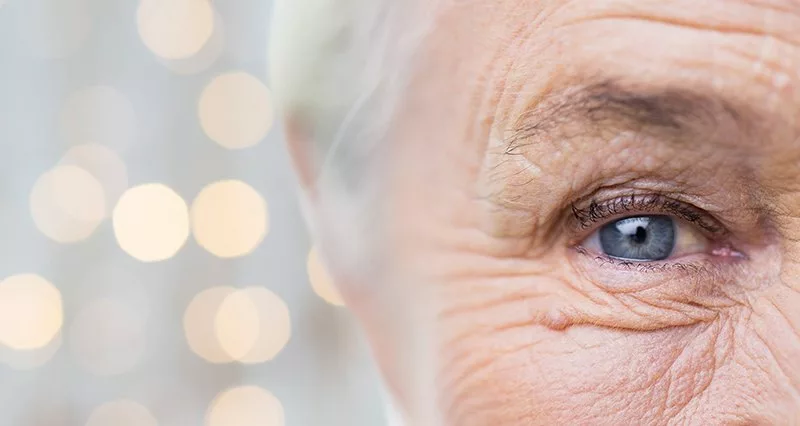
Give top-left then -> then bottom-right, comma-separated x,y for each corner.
569,192 -> 727,237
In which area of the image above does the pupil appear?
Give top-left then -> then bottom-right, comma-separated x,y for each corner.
632,226 -> 648,244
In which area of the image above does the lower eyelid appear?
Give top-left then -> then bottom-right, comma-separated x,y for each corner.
573,241 -> 745,277
574,244 -> 691,272
570,245 -> 719,283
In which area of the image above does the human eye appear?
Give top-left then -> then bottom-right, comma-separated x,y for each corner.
582,215 -> 701,261
572,193 -> 744,266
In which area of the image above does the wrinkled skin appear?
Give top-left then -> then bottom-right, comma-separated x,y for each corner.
295,1 -> 800,424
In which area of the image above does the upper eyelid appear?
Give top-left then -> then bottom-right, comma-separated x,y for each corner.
568,193 -> 727,237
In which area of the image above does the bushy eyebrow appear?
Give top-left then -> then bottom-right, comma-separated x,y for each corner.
504,80 -> 746,155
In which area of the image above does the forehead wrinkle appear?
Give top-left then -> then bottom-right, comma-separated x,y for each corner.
554,0 -> 800,47
504,79 -> 748,157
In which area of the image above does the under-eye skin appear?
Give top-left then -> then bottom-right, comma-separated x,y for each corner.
571,193 -> 744,266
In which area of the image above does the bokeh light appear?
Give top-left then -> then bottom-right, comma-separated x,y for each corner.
58,144 -> 129,212
183,286 -> 236,364
307,247 -> 345,306
0,0 -> 381,421
232,287 -> 292,364
185,286 -> 291,364
69,298 -> 146,376
215,287 -> 291,364
0,274 -> 62,350
205,386 -> 284,426
0,332 -> 62,370
213,290 -> 259,361
190,180 -> 268,258
59,86 -> 137,152
198,72 -> 274,149
30,165 -> 106,243
113,184 -> 190,262
160,11 -> 225,75
85,399 -> 158,426
137,0 -> 214,60
14,0 -> 92,58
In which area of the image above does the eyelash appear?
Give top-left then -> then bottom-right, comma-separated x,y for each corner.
573,244 -> 714,272
570,193 -> 725,236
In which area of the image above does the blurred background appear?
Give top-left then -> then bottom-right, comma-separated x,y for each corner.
0,0 -> 388,424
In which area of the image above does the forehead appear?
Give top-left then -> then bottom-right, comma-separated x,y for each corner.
415,0 -> 800,131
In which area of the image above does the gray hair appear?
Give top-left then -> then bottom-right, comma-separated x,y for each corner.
269,4 -> 444,424
269,0 -> 431,190
268,0 -> 409,274
267,0 -> 437,279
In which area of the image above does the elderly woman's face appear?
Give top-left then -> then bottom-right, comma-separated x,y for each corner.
309,1 -> 800,424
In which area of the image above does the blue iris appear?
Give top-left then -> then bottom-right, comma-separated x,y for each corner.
599,216 -> 675,261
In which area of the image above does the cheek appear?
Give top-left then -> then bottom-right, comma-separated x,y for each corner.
432,270 -> 793,425
435,301 -> 712,425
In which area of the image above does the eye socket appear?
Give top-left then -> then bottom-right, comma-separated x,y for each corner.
581,214 -> 709,262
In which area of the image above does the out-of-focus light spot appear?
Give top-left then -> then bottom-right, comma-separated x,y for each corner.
59,86 -> 136,152
185,287 -> 290,364
137,0 -> 214,60
184,286 -> 236,364
86,400 -> 158,426
191,180 -> 268,258
30,165 -> 106,243
205,386 -> 284,426
0,274 -> 62,350
198,72 -> 274,149
0,331 -> 61,370
161,11 -> 225,75
59,144 -> 128,211
231,288 -> 292,364
214,291 -> 259,361
215,287 -> 291,364
69,298 -> 146,376
307,247 -> 344,306
14,0 -> 92,58
113,184 -> 189,262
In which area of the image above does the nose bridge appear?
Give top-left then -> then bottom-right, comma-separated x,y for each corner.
737,190 -> 800,399
768,187 -> 800,291
746,281 -> 800,405
780,238 -> 800,292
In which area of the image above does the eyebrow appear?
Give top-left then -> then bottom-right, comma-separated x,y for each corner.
505,80 -> 746,154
